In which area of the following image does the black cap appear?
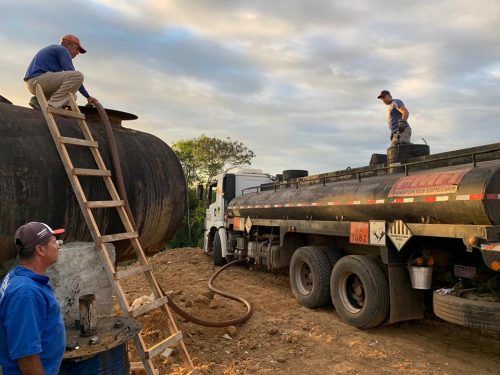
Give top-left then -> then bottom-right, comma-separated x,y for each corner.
377,90 -> 391,99
14,222 -> 65,249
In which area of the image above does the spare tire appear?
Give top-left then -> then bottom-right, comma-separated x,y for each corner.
282,170 -> 308,181
433,291 -> 500,338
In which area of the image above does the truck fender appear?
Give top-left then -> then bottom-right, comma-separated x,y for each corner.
217,227 -> 228,258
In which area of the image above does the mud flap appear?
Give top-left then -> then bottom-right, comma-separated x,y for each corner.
388,264 -> 424,323
383,243 -> 424,324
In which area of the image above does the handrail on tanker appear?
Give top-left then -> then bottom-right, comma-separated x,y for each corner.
241,145 -> 500,196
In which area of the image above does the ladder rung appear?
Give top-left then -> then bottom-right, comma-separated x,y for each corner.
86,200 -> 125,208
99,232 -> 138,243
129,363 -> 159,375
73,168 -> 111,177
130,296 -> 169,318
146,331 -> 183,359
114,263 -> 153,280
60,137 -> 98,148
48,106 -> 86,119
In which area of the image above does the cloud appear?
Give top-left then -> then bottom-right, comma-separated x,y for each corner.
1,0 -> 500,176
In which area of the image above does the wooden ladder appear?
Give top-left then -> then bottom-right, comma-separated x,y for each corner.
35,85 -> 194,375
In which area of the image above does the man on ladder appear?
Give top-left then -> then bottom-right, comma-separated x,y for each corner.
24,35 -> 98,110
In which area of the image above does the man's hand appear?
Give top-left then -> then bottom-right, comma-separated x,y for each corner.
397,120 -> 407,133
87,96 -> 98,105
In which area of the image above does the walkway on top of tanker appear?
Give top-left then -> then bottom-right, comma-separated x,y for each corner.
243,142 -> 500,195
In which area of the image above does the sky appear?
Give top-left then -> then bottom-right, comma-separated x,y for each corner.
1,0 -> 500,175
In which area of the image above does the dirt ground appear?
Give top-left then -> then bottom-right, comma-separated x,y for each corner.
120,248 -> 500,375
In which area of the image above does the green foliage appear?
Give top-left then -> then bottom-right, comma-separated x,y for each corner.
172,134 -> 255,187
169,135 -> 255,248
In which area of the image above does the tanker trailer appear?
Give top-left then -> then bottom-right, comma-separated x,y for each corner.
208,143 -> 500,335
0,100 -> 186,277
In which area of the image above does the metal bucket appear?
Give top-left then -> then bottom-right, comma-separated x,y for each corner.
408,266 -> 433,290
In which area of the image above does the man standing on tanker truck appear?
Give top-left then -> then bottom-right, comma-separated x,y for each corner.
378,90 -> 412,146
23,34 -> 98,110
0,222 -> 66,375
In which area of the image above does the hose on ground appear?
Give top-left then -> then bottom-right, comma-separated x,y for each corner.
161,259 -> 253,327
93,102 -> 253,327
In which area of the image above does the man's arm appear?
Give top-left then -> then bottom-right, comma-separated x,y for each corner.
17,355 -> 45,375
397,105 -> 409,121
56,48 -> 96,103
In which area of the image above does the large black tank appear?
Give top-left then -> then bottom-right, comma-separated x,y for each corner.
0,101 -> 185,269
229,144 -> 500,226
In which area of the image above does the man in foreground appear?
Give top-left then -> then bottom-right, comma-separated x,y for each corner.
24,35 -> 97,109
0,222 -> 66,375
377,90 -> 412,146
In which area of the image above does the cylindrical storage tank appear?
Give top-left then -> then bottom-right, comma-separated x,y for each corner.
228,162 -> 500,226
0,102 -> 185,269
282,170 -> 308,180
59,343 -> 129,375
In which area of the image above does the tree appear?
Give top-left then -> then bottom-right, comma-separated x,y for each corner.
169,135 -> 255,248
172,134 -> 255,187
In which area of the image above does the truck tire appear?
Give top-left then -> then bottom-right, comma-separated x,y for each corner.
213,231 -> 224,266
319,246 -> 342,269
290,246 -> 332,308
330,255 -> 389,329
433,291 -> 500,338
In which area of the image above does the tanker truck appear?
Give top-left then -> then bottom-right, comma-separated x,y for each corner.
204,143 -> 500,336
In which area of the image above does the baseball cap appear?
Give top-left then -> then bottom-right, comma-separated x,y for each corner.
61,34 -> 87,54
14,222 -> 65,249
377,90 -> 391,99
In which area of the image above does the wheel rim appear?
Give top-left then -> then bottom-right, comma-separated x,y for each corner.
296,261 -> 314,295
338,272 -> 365,313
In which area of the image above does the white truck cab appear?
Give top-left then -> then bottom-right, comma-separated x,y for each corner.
204,168 -> 274,265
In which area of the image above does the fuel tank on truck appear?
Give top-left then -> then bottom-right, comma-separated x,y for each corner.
229,151 -> 500,226
0,100 -> 186,275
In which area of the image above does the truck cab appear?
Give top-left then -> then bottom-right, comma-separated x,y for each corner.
204,169 -> 274,264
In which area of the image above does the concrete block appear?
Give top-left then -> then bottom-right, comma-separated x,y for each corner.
47,242 -> 115,325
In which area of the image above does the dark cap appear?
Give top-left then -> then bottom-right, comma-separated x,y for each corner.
14,222 -> 65,249
377,90 -> 391,99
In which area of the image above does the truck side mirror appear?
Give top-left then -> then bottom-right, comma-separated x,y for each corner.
196,184 -> 204,201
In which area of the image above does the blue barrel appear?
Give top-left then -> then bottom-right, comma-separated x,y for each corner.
59,343 -> 130,375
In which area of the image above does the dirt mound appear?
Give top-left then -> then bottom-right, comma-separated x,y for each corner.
122,248 -> 500,374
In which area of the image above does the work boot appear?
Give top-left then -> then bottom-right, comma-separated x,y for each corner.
29,96 -> 41,110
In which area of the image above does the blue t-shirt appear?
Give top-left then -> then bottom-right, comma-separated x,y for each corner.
0,266 -> 65,375
387,98 -> 409,132
24,44 -> 90,98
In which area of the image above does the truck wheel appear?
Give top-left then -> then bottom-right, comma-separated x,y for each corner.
433,291 -> 500,338
290,246 -> 332,308
213,231 -> 225,266
330,255 -> 389,329
319,246 -> 342,269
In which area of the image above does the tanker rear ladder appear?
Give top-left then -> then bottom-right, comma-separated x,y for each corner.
35,85 -> 195,375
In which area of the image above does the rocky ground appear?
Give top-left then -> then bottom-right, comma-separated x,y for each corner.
120,248 -> 500,375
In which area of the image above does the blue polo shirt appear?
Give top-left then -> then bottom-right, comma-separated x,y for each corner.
0,266 -> 65,375
23,44 -> 90,98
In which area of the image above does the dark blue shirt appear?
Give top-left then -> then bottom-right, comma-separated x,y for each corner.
386,98 -> 409,132
0,266 -> 65,375
24,44 -> 90,98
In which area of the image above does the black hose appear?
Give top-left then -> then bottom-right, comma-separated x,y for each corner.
93,102 -> 253,327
